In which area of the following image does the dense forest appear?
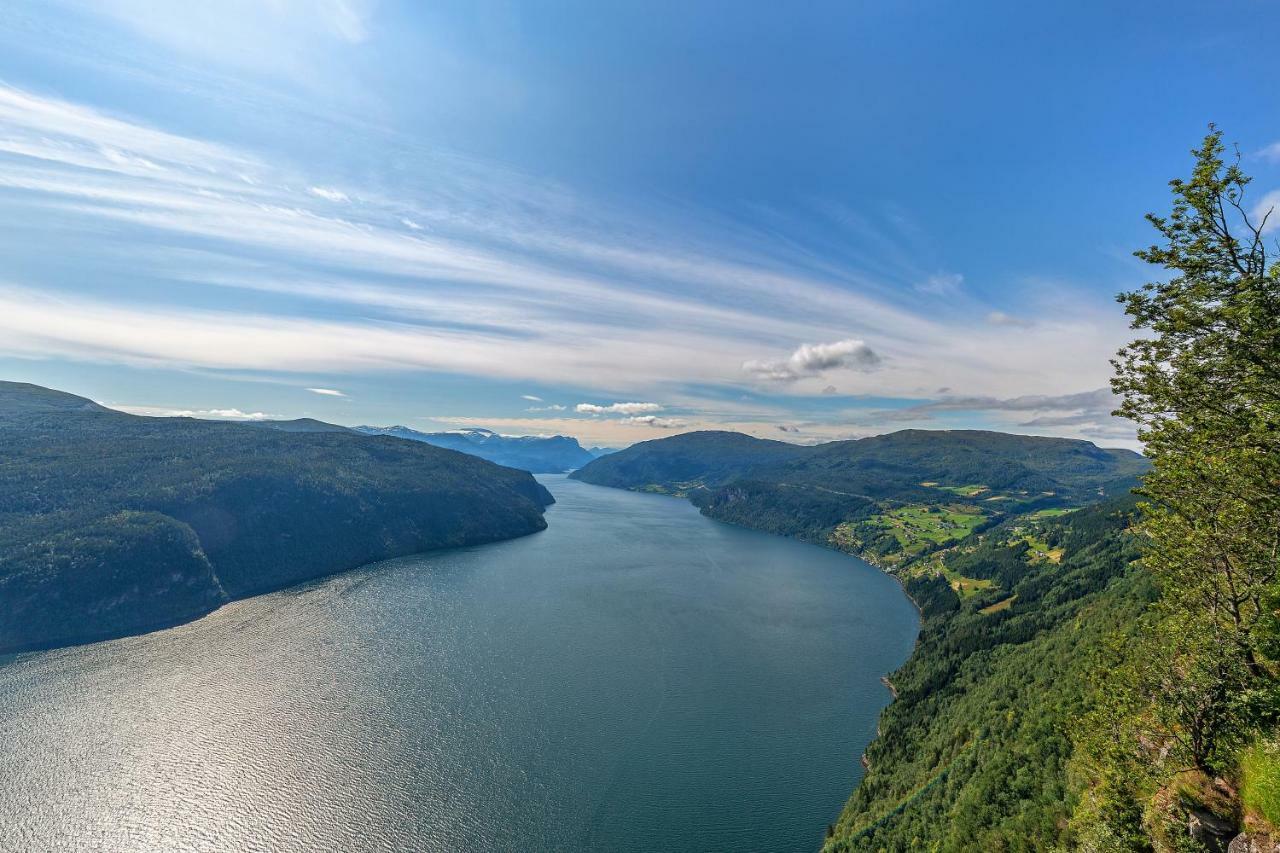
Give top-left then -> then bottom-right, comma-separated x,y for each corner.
0,382 -> 554,654
574,131 -> 1280,851
573,428 -> 1146,563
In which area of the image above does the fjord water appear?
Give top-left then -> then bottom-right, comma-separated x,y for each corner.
0,476 -> 917,853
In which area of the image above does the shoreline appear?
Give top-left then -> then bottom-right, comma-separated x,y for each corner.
0,522 -> 550,658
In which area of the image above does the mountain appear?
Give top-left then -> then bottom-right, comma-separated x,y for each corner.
352,425 -> 596,473
826,497 -> 1150,851
572,427 -> 1152,849
572,429 -> 1146,564
0,382 -> 554,654
251,417 -> 352,433
0,381 -> 110,414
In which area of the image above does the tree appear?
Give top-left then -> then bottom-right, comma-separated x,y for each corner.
1113,126 -> 1280,688
1079,126 -> 1280,845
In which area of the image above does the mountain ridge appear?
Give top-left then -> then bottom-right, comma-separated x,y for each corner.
0,381 -> 555,654
352,423 -> 596,473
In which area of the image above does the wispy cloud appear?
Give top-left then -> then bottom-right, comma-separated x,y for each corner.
915,272 -> 963,295
85,0 -> 375,84
743,339 -> 881,382
308,186 -> 349,202
621,415 -> 686,428
986,310 -> 1034,328
107,403 -> 275,420
306,387 -> 347,397
848,387 -> 1135,446
0,83 -> 1133,436
1253,189 -> 1280,235
576,402 -> 663,415
521,394 -> 543,402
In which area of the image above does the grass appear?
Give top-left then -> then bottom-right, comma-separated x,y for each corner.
914,555 -> 997,599
1020,534 -> 1065,564
937,484 -> 989,497
945,570 -> 995,599
638,480 -> 705,497
830,522 -> 860,551
870,504 -> 988,555
1030,507 -> 1075,519
980,594 -> 1017,614
1242,739 -> 1280,828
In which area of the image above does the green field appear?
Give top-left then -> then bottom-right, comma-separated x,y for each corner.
979,593 -> 1017,614
943,567 -> 995,599
1019,533 -> 1064,563
936,484 -> 989,497
871,504 -> 988,555
1029,507 -> 1075,519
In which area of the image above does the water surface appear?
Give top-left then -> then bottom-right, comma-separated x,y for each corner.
0,476 -> 918,852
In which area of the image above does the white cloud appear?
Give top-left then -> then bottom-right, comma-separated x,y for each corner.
576,402 -> 663,415
848,387 -> 1137,448
306,387 -> 347,397
108,404 -> 274,421
986,310 -> 1034,328
400,218 -> 423,230
309,186 -> 349,202
1253,190 -> 1280,234
621,415 -> 686,428
0,85 -> 1136,423
527,404 -> 566,412
743,339 -> 881,382
521,394 -> 543,401
86,0 -> 374,84
915,272 -> 964,295
1258,142 -> 1280,163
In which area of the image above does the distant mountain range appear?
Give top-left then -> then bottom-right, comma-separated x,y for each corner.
352,425 -> 598,473
0,382 -> 554,654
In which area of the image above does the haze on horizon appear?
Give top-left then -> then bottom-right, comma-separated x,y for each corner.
1,1 -> 1278,451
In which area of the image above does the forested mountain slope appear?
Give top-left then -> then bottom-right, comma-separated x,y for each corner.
573,428 -> 1151,850
0,382 -> 554,654
826,497 -> 1150,851
573,429 -> 1145,564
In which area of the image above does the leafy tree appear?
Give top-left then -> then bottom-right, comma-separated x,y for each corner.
1113,126 -> 1280,678
1095,127 -> 1280,841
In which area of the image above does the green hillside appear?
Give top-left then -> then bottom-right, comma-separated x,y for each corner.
0,382 -> 554,654
573,428 -> 1155,850
826,497 -> 1150,851
572,429 -> 1146,567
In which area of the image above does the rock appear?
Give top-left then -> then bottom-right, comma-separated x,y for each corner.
1189,809 -> 1238,852
1229,832 -> 1280,853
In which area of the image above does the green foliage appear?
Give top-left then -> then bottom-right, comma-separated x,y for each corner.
574,429 -> 1147,565
824,499 -> 1149,852
0,382 -> 554,653
1077,127 -> 1280,845
1241,739 -> 1280,827
575,424 -> 1156,851
870,504 -> 988,553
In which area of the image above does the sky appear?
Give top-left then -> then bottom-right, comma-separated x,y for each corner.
1,1 -> 1278,450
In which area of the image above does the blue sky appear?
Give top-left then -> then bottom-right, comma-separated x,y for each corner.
1,0 -> 1277,449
